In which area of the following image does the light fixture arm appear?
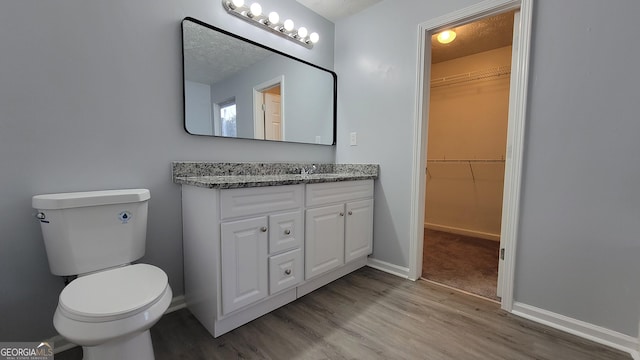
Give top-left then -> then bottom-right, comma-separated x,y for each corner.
222,0 -> 316,49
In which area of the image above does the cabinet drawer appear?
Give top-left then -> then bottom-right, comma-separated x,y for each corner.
269,210 -> 303,254
269,248 -> 303,295
220,185 -> 303,220
306,180 -> 373,207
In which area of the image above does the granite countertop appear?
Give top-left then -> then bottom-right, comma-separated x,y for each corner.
172,162 -> 379,189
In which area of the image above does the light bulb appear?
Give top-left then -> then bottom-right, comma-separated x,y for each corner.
283,19 -> 294,32
309,32 -> 319,43
268,11 -> 279,25
436,30 -> 456,44
249,2 -> 262,17
297,27 -> 308,38
231,0 -> 244,8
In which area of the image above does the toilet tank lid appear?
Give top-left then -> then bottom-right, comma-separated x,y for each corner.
32,189 -> 150,210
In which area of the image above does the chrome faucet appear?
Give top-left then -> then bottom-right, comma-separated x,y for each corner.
301,165 -> 317,175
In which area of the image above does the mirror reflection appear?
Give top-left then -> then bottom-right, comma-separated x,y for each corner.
182,18 -> 336,145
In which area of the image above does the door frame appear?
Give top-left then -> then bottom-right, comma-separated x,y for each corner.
253,76 -> 285,140
408,0 -> 533,312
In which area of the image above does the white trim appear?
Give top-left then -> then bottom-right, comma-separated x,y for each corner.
166,294 -> 187,313
408,0 -> 534,313
424,222 -> 500,242
50,294 -> 187,354
366,257 -> 410,279
513,302 -> 640,357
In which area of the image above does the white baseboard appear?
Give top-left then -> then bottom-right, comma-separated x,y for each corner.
424,222 -> 500,242
512,302 -> 639,357
366,257 -> 410,279
50,294 -> 187,354
166,294 -> 186,313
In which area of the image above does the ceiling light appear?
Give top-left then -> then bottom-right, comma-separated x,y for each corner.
436,30 -> 456,44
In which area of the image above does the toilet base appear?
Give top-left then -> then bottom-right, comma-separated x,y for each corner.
82,330 -> 154,360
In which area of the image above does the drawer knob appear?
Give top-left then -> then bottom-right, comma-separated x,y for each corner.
284,269 -> 292,275
260,226 -> 268,232
284,229 -> 291,235
348,211 -> 353,215
339,212 -> 344,216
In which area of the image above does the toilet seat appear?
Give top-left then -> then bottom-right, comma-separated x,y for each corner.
58,263 -> 168,323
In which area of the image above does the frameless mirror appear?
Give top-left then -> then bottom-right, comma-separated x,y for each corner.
182,17 -> 336,145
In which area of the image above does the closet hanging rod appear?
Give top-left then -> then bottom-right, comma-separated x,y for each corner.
427,159 -> 505,163
430,65 -> 511,88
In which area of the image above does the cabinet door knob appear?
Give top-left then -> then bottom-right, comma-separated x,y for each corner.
348,211 -> 353,215
260,226 -> 268,232
340,212 -> 344,216
284,229 -> 291,235
284,269 -> 292,275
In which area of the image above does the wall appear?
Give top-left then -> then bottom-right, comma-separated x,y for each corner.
335,0 -> 640,338
0,0 -> 334,341
425,46 -> 511,239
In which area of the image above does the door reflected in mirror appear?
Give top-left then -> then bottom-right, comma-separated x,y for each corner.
182,17 -> 336,145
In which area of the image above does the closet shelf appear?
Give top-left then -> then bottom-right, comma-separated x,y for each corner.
430,65 -> 511,88
427,159 -> 505,163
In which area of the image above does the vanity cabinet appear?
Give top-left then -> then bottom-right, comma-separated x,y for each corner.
181,179 -> 373,338
305,180 -> 374,280
219,185 -> 303,315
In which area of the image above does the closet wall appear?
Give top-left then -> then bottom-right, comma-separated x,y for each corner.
425,46 -> 511,241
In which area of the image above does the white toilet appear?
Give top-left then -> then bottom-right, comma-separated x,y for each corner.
32,189 -> 172,360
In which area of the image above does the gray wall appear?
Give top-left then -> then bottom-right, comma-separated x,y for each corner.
335,0 -> 640,337
0,0 -> 334,340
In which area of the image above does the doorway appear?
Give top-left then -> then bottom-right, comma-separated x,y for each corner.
253,76 -> 284,141
408,0 -> 533,312
421,12 -> 515,302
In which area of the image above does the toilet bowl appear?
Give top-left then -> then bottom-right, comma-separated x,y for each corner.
53,264 -> 172,360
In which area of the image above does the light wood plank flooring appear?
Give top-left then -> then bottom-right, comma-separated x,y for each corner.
56,267 -> 631,360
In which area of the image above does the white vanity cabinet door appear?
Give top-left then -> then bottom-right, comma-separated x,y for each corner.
305,204 -> 345,279
269,210 -> 303,254
345,199 -> 374,262
221,217 -> 268,315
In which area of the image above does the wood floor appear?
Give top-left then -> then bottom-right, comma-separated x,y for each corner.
56,267 -> 631,360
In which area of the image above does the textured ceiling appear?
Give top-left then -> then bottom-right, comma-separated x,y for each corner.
431,11 -> 515,63
182,20 -> 271,85
295,0 -> 382,21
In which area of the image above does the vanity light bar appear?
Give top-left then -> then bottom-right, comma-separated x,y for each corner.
222,0 -> 319,49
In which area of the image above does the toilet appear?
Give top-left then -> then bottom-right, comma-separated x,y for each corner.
32,189 -> 172,360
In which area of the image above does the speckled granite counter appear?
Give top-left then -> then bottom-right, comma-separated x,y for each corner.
172,162 -> 379,189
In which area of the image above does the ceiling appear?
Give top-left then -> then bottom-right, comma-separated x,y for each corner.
295,0 -> 382,22
183,20 -> 271,85
295,1 -> 514,64
431,11 -> 515,63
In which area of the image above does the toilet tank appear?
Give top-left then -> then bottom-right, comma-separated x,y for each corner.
32,189 -> 150,276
